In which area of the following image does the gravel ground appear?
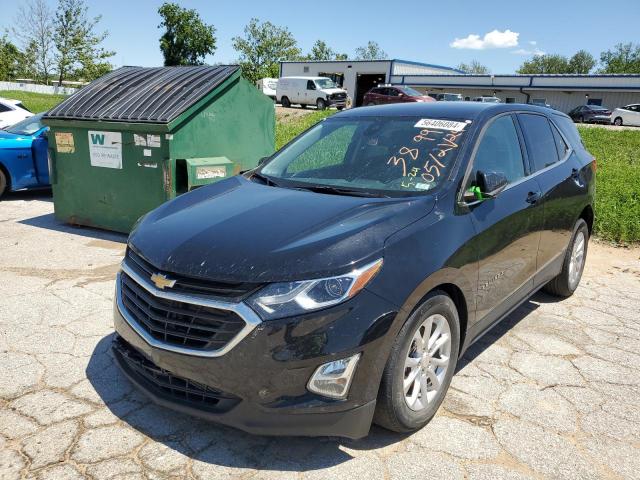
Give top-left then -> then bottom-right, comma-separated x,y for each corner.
1,191 -> 640,480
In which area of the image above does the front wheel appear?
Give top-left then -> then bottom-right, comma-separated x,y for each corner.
374,291 -> 460,433
543,219 -> 589,297
281,96 -> 291,108
316,98 -> 327,110
614,117 -> 623,126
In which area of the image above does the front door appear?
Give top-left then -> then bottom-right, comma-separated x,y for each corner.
31,133 -> 50,185
463,114 -> 544,329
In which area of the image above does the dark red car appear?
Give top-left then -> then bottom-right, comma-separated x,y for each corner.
363,86 -> 435,106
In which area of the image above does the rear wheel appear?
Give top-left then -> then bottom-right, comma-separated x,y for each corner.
316,98 -> 327,110
336,106 -> 344,111
281,96 -> 291,108
614,117 -> 623,126
543,219 -> 589,297
374,291 -> 460,433
0,169 -> 7,198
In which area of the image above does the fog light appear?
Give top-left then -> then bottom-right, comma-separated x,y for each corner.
307,353 -> 361,399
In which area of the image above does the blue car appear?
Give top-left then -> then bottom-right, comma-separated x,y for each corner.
0,113 -> 50,197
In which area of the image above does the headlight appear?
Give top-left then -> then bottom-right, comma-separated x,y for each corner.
247,259 -> 383,320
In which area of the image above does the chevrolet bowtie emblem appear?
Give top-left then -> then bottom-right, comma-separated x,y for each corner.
150,273 -> 176,290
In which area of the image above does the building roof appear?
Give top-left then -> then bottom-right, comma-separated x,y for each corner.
44,65 -> 240,123
280,58 -> 464,74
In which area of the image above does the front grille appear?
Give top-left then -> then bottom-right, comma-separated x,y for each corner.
120,271 -> 246,350
331,93 -> 346,100
113,336 -> 239,412
126,248 -> 263,301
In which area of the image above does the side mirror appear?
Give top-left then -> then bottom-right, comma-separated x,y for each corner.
477,170 -> 508,198
462,170 -> 508,204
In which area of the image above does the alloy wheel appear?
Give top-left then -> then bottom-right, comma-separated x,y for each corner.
403,314 -> 451,411
568,231 -> 586,287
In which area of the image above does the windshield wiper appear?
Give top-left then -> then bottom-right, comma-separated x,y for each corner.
293,184 -> 386,198
250,171 -> 280,187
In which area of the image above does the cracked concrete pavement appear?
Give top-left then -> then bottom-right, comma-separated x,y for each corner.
1,191 -> 640,480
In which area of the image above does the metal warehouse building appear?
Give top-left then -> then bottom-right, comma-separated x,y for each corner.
279,59 -> 462,106
280,59 -> 640,113
392,73 -> 640,113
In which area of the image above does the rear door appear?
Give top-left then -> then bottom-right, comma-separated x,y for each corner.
516,113 -> 587,286
463,114 -> 543,328
627,105 -> 640,126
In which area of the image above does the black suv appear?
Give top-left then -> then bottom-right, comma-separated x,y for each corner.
113,103 -> 595,439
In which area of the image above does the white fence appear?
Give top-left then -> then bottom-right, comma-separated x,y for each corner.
0,81 -> 77,95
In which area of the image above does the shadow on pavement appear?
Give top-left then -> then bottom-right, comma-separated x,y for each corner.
86,334 -> 410,472
3,188 -> 53,203
19,213 -> 127,244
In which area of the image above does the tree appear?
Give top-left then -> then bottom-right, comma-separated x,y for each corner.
158,2 -> 217,66
517,51 -> 598,74
12,0 -> 55,84
354,41 -> 387,60
599,43 -> 640,74
517,54 -> 570,74
302,40 -> 348,61
53,0 -> 114,84
457,60 -> 490,74
0,37 -> 23,80
232,18 -> 300,84
568,50 -> 596,74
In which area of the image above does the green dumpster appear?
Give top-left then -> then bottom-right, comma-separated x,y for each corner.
43,65 -> 275,233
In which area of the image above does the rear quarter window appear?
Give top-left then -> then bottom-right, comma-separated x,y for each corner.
553,115 -> 585,151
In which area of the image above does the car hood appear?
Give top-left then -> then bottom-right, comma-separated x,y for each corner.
0,131 -> 32,148
321,88 -> 347,95
129,176 -> 434,283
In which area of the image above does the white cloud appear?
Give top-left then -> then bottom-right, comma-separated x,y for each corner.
529,40 -> 537,46
450,29 -> 519,50
512,48 -> 546,56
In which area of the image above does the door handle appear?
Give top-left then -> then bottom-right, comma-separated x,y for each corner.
526,191 -> 541,204
17,153 -> 29,159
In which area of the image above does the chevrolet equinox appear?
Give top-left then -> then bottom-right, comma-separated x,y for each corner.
112,103 -> 595,439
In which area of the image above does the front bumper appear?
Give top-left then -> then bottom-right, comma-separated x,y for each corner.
326,98 -> 347,107
112,286 -> 399,438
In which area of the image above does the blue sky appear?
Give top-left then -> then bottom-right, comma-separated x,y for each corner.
1,0 -> 639,73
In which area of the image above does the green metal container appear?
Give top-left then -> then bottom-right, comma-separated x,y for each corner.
44,65 -> 274,233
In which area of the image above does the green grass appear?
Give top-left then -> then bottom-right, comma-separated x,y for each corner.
275,109 -> 335,149
578,126 -> 640,244
0,90 -> 68,113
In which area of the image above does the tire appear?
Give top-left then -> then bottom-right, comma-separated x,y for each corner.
543,219 -> 589,297
0,169 -> 7,198
579,116 -> 585,123
614,117 -> 623,126
281,96 -> 291,108
336,106 -> 344,111
316,98 -> 327,110
374,291 -> 460,433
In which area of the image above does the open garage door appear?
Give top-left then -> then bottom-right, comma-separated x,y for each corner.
355,73 -> 385,107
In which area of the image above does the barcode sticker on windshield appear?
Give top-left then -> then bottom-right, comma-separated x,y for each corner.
414,119 -> 468,131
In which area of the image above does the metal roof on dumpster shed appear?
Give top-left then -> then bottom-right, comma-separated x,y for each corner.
44,65 -> 240,124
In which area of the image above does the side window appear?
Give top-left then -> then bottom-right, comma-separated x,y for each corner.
554,115 -> 584,150
388,89 -> 400,97
550,122 -> 569,161
518,113 -> 559,171
468,115 -> 525,187
306,80 -> 316,90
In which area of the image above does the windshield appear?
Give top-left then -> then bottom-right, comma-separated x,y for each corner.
261,116 -> 470,196
4,113 -> 44,135
315,78 -> 337,89
589,105 -> 607,111
398,86 -> 424,97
